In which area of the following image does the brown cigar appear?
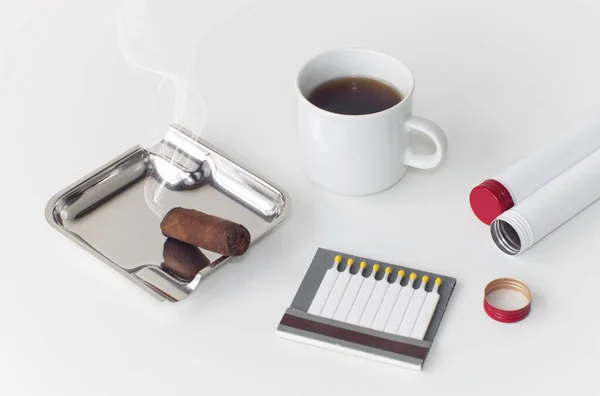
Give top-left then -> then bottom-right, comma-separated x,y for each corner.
162,238 -> 211,280
160,207 -> 251,256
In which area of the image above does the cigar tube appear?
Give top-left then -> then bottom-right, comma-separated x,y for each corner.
470,124 -> 600,225
491,147 -> 600,255
160,207 -> 251,256
162,238 -> 211,280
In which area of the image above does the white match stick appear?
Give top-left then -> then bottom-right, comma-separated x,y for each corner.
358,266 -> 393,328
384,272 -> 417,334
371,270 -> 405,331
410,277 -> 442,340
345,264 -> 380,325
320,258 -> 354,318
397,276 -> 429,337
307,255 -> 342,315
333,261 -> 368,321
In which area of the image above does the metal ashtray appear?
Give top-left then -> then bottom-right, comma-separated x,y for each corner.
45,124 -> 290,302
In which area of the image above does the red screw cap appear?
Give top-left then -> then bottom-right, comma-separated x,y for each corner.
469,179 -> 514,225
484,278 -> 532,323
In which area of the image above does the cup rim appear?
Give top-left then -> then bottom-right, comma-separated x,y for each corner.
295,47 -> 415,119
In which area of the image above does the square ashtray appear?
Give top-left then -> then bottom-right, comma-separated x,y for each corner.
45,124 -> 290,302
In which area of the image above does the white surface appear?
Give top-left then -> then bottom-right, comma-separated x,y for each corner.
485,289 -> 530,311
297,48 -> 447,195
2,0 -> 600,395
495,147 -> 600,254
496,120 -> 600,203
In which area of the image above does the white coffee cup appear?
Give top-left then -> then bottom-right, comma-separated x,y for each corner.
297,48 -> 448,195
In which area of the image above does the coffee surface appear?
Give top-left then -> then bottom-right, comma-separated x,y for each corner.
307,76 -> 403,115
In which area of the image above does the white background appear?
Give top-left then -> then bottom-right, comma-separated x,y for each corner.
2,1 -> 600,395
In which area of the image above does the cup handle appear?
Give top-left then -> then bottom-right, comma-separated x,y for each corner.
403,115 -> 448,170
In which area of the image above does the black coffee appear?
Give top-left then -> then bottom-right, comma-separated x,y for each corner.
307,76 -> 403,115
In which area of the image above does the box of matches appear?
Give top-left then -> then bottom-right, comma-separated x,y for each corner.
277,248 -> 456,370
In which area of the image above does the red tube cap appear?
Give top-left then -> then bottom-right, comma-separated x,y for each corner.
469,179 -> 514,225
484,278 -> 532,323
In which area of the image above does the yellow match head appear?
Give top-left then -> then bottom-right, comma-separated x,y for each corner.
347,258 -> 354,266
410,273 -> 417,280
360,261 -> 367,269
385,267 -> 392,275
373,264 -> 380,272
398,269 -> 406,277
334,255 -> 342,263
435,277 -> 443,286
422,275 -> 430,283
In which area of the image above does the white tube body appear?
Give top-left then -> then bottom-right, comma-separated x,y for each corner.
493,147 -> 600,255
495,125 -> 600,203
